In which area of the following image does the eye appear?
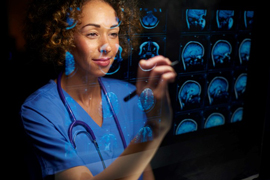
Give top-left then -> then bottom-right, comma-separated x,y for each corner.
109,32 -> 119,38
87,32 -> 98,38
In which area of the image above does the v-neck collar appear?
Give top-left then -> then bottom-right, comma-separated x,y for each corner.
54,78 -> 110,131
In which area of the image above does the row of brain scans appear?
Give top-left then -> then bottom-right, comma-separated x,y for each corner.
138,8 -> 254,33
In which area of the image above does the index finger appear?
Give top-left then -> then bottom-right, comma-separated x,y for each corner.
139,56 -> 171,70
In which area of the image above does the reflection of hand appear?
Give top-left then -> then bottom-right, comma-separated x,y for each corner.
136,56 -> 176,137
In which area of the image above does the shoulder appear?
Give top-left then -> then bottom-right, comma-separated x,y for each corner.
21,80 -> 63,118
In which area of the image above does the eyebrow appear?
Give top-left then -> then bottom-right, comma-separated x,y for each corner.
82,23 -> 119,29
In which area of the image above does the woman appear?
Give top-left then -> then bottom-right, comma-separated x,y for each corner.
21,0 -> 176,179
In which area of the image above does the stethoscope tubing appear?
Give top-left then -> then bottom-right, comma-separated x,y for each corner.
56,72 -> 127,169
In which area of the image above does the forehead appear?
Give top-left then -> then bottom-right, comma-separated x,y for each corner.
80,0 -> 118,27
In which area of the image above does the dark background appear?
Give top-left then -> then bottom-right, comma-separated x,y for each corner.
4,0 -> 268,179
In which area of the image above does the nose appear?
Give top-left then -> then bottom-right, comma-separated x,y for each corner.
99,37 -> 112,55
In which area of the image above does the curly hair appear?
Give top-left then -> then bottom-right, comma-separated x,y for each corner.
24,0 -> 142,66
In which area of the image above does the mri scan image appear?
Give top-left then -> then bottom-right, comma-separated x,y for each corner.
181,41 -> 205,71
106,45 -> 123,75
140,8 -> 161,29
138,88 -> 155,112
231,107 -> 243,123
216,10 -> 234,29
138,39 -> 160,60
208,76 -> 229,105
234,73 -> 247,99
211,40 -> 232,67
175,119 -> 198,135
244,11 -> 254,29
135,126 -> 153,143
186,9 -> 207,30
178,80 -> 201,110
239,38 -> 251,64
99,133 -> 118,151
205,112 -> 225,128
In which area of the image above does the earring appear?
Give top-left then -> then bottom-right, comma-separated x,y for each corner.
65,51 -> 75,75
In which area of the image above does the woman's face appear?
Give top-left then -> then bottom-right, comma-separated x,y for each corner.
72,0 -> 120,77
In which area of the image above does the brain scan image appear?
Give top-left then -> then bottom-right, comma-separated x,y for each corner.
138,40 -> 160,60
106,45 -> 123,75
239,38 -> 251,64
211,40 -> 232,67
234,73 -> 247,99
244,11 -> 254,29
140,8 -> 161,29
208,76 -> 229,105
135,126 -> 153,143
205,112 -> 225,128
186,9 -> 207,30
99,133 -> 118,151
216,10 -> 234,29
138,88 -> 155,112
231,107 -> 243,123
178,80 -> 201,110
181,41 -> 205,70
175,119 -> 198,135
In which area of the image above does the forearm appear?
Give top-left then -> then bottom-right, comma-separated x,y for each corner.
92,132 -> 165,180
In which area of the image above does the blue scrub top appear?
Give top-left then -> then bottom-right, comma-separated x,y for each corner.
21,77 -> 147,179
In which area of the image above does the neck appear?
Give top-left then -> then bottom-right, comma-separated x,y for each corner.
61,70 -> 101,107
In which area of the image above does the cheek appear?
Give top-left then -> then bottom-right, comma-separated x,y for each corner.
74,39 -> 97,58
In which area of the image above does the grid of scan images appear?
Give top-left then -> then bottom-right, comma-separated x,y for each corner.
173,9 -> 254,135
112,7 -> 254,136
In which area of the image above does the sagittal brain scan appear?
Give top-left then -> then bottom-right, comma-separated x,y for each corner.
231,107 -> 243,123
186,9 -> 207,30
234,73 -> 247,99
178,80 -> 201,110
208,76 -> 229,105
175,119 -> 198,135
138,39 -> 160,60
244,11 -> 254,29
216,10 -> 234,29
182,41 -> 205,70
239,38 -> 251,64
205,113 -> 225,128
211,40 -> 232,67
140,8 -> 161,29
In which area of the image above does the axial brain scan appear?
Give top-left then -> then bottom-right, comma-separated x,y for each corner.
239,38 -> 251,64
135,126 -> 153,143
208,76 -> 229,105
211,40 -> 232,67
216,10 -> 234,29
175,119 -> 198,135
140,8 -> 161,29
182,41 -> 205,70
205,113 -> 225,128
234,73 -> 247,99
138,88 -> 155,112
231,107 -> 243,123
138,40 -> 160,60
186,9 -> 207,30
178,80 -> 201,110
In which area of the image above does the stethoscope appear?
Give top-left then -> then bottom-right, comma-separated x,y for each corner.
57,71 -> 127,170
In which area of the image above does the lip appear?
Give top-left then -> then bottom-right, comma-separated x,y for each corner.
92,58 -> 111,67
